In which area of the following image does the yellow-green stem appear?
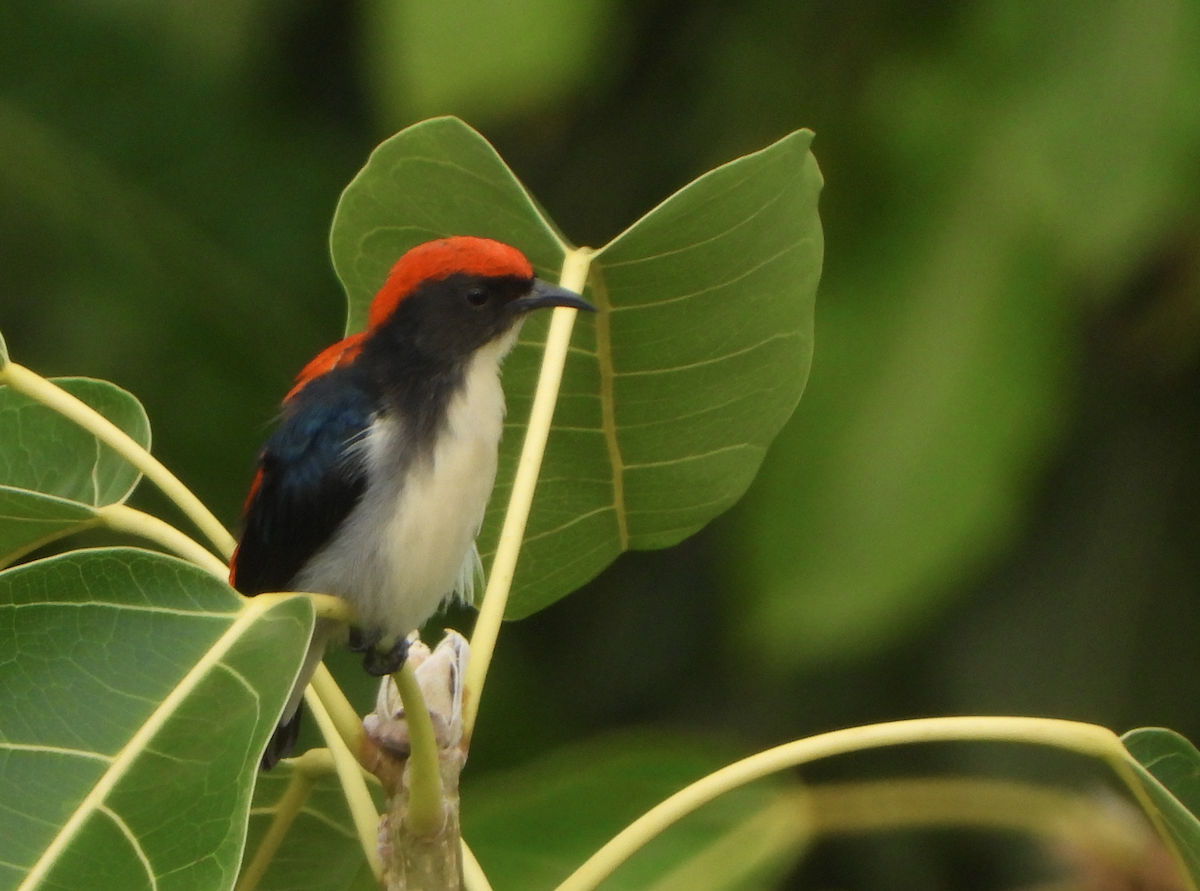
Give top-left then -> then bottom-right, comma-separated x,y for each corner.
640,792 -> 808,891
0,363 -> 236,559
305,687 -> 383,881
234,749 -> 331,891
463,247 -> 594,739
0,518 -> 105,572
461,841 -> 494,891
392,659 -> 445,836
307,592 -> 355,623
309,662 -> 366,757
96,504 -> 228,576
551,716 -> 1190,891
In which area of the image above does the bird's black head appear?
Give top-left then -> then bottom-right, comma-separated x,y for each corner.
360,238 -> 593,367
378,270 -> 592,363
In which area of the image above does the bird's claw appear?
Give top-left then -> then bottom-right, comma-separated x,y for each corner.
362,636 -> 410,676
347,626 -> 381,653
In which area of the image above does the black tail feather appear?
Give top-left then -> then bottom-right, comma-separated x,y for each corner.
260,703 -> 303,770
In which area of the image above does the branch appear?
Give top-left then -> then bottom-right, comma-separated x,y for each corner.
462,247 -> 594,739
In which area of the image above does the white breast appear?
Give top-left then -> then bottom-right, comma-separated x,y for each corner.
294,328 -> 519,640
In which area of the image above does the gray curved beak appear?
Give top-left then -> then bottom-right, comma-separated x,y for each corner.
512,279 -> 596,314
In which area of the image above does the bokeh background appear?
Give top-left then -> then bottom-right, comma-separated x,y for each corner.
4,1 -> 1200,887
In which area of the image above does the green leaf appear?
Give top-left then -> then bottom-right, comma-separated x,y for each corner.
496,129 -> 820,616
329,117 -> 822,618
241,765 -> 380,891
330,116 -> 568,336
1125,728 -> 1200,818
0,377 -> 150,505
0,548 -> 312,891
0,377 -> 152,568
1123,727 -> 1200,884
462,734 -> 805,891
0,488 -> 98,570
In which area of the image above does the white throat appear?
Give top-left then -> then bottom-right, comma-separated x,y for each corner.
295,323 -> 522,639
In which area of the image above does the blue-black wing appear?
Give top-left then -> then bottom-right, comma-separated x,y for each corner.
231,372 -> 375,596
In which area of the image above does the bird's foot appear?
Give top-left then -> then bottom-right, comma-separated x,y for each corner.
347,626 -> 381,653
362,636 -> 410,677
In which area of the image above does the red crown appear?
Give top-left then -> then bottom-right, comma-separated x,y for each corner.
368,237 -> 534,329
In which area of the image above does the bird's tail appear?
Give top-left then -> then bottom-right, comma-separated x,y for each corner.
260,618 -> 337,770
261,706 -> 304,769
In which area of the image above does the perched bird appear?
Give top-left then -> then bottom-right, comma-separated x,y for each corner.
230,236 -> 593,768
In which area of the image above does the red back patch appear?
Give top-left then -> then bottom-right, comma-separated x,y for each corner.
284,331 -> 368,402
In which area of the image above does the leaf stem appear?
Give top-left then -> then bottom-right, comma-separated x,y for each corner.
551,716 -> 1180,891
307,592 -> 355,623
0,504 -> 228,576
234,748 -> 332,891
304,686 -> 383,881
309,662 -> 366,757
462,840 -> 494,891
96,504 -> 229,576
801,776 -> 1154,844
463,247 -> 594,740
0,363 -> 236,559
0,516 -> 106,572
393,660 -> 446,835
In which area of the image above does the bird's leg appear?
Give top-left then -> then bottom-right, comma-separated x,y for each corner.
348,626 -> 407,675
363,636 -> 410,677
347,625 -> 381,653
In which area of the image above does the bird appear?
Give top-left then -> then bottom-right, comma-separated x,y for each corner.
229,236 -> 594,768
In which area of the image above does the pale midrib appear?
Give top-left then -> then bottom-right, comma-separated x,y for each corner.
16,594 -> 288,891
591,269 -> 629,550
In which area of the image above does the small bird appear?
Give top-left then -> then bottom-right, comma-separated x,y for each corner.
230,236 -> 593,768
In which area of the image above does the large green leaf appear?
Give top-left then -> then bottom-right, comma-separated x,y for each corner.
241,764 -> 380,891
514,128 -> 820,603
462,734 -> 805,891
0,377 -> 151,567
1123,727 -> 1200,884
0,377 -> 149,504
329,117 -> 822,617
0,548 -> 312,891
330,116 -> 568,336
0,489 -> 96,570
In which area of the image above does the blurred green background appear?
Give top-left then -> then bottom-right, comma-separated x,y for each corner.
3,0 -> 1200,886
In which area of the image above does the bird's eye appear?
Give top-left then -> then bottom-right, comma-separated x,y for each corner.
465,287 -> 489,307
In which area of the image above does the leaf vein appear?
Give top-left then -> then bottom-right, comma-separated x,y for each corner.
600,163 -> 793,268
623,443 -> 764,471
15,597 -> 286,891
0,602 -> 236,619
97,804 -> 157,891
615,331 -> 800,379
609,239 -> 806,312
0,742 -> 113,762
521,505 -> 616,545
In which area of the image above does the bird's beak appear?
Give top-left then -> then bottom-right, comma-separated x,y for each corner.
511,279 -> 596,314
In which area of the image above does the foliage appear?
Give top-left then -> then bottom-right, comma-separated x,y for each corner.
3,2 -> 1200,889
1124,729 -> 1200,882
330,117 -> 820,615
5,112 -> 1200,891
0,117 -> 821,890
0,378 -> 148,565
0,549 -> 310,891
